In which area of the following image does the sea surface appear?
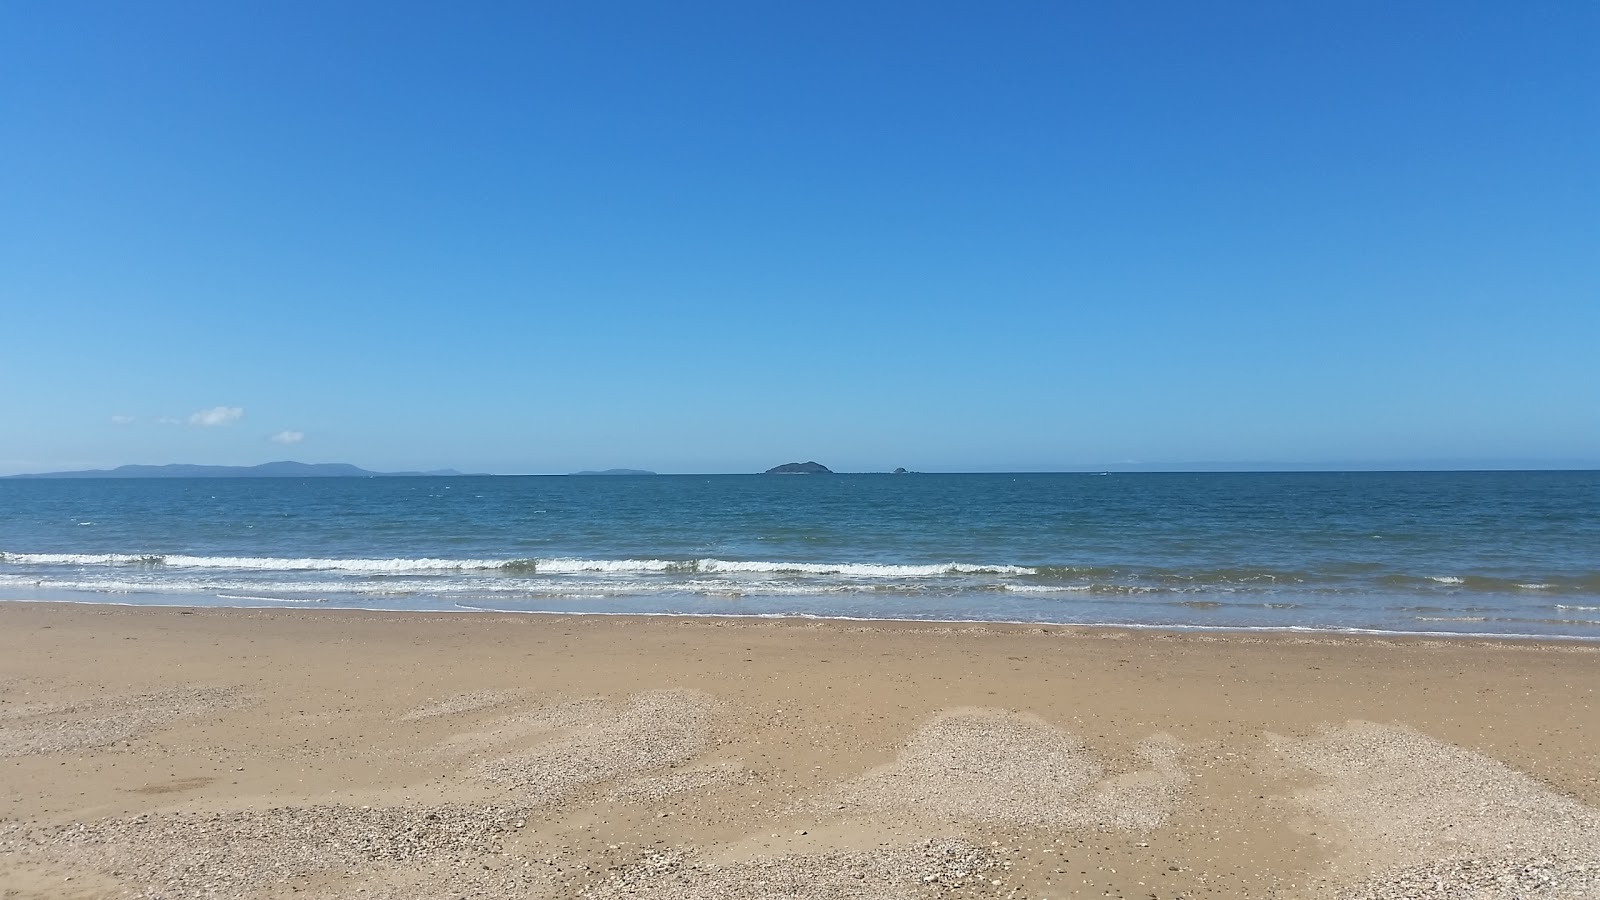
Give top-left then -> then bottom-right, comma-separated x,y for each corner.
1,472 -> 1597,639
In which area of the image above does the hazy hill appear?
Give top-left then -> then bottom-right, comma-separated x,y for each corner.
5,461 -> 472,479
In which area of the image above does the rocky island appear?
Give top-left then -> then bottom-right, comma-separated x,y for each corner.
764,461 -> 833,474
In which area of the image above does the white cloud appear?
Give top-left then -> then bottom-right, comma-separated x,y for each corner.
189,406 -> 244,427
270,430 -> 305,445
110,415 -> 136,425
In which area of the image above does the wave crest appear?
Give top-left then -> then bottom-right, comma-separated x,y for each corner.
0,552 -> 1034,578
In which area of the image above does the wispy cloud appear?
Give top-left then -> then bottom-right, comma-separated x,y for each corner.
188,406 -> 244,427
269,430 -> 305,445
110,415 -> 136,425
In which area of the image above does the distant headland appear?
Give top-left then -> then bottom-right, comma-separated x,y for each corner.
764,461 -> 834,474
570,468 -> 657,476
4,461 -> 474,479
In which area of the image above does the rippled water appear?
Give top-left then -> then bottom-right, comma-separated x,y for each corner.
1,471 -> 1596,638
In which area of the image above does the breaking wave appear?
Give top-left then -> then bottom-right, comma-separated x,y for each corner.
0,552 -> 1032,578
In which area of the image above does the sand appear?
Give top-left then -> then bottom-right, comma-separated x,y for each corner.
1274,722 -> 1600,898
0,602 -> 1597,899
815,709 -> 1186,830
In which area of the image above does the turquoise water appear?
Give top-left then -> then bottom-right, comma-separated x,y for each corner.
1,472 -> 1596,638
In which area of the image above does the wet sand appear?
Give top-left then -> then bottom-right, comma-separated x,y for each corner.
1,601 -> 1597,899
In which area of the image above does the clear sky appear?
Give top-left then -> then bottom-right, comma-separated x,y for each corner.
2,2 -> 1596,474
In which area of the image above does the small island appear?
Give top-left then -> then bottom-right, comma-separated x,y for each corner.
764,461 -> 834,475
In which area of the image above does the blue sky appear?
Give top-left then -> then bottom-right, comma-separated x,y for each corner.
2,1 -> 1596,474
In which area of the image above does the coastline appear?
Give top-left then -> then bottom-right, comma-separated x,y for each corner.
2,600 -> 1598,899
6,593 -> 1598,644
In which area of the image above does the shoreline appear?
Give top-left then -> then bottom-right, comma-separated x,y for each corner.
3,600 -> 1598,899
4,593 -> 1599,645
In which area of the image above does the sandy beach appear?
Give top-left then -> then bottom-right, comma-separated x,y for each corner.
1,602 -> 1597,900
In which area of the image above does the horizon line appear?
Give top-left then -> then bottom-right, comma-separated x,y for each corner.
9,462 -> 1600,479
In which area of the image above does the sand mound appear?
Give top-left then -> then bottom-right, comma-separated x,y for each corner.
0,687 -> 242,757
398,689 -> 517,722
823,707 -> 1186,830
479,689 -> 720,805
1275,721 -> 1600,899
581,839 -> 998,900
438,696 -> 611,754
0,803 -> 540,900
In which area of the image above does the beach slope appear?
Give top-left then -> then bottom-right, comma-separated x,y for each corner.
1,603 -> 1596,899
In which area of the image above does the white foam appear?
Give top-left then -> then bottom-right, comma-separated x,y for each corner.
0,552 -> 511,572
694,559 -> 1035,577
505,558 -> 1036,577
164,555 -> 505,572
1428,576 -> 1465,585
0,575 -> 399,596
4,594 -> 1594,643
523,558 -> 662,573
0,573 -> 944,599
0,552 -> 1036,578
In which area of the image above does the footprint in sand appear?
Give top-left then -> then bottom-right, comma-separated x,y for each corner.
819,707 -> 1188,831
1272,720 -> 1600,899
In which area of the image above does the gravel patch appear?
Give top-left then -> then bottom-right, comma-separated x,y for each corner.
398,689 -> 517,722
821,707 -> 1187,830
1356,856 -> 1600,899
581,838 -> 999,900
319,861 -> 562,900
0,803 -> 538,900
437,696 -> 611,754
0,687 -> 243,757
606,760 -> 754,804
1275,720 -> 1600,899
479,689 -> 719,805
0,694 -> 97,722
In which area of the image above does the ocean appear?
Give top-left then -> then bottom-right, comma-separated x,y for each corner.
1,471 -> 1596,639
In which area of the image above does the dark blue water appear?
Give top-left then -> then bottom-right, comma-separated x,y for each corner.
1,472 -> 1596,638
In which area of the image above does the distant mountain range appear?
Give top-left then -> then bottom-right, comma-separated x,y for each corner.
5,461 -> 474,479
570,468 -> 657,476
